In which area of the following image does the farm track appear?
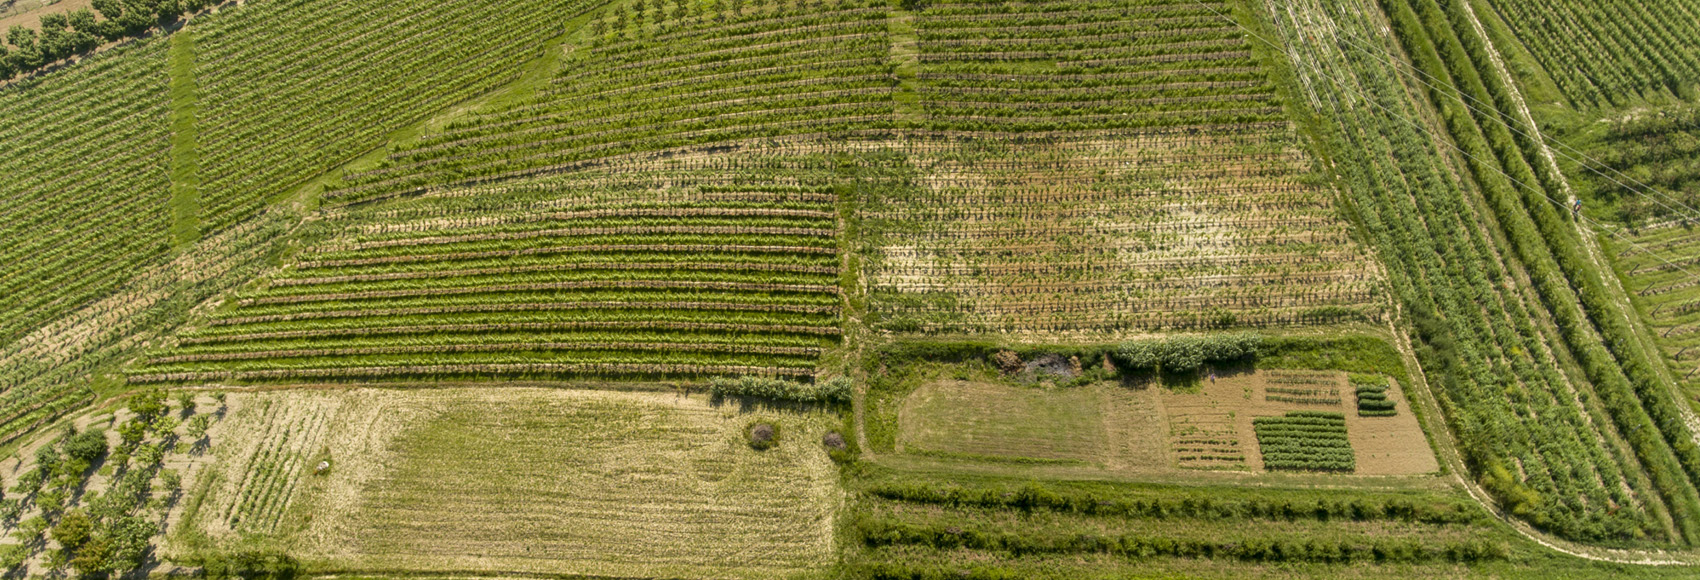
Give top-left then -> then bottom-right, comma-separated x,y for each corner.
1454,0 -> 1700,448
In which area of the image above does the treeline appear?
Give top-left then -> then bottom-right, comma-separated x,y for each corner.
0,0 -> 221,80
851,511 -> 1510,564
865,481 -> 1485,525
1115,333 -> 1260,373
708,375 -> 851,404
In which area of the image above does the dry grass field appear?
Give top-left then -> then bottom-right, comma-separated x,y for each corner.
170,388 -> 840,578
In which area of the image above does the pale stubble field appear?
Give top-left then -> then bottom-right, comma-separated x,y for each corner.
169,387 -> 841,579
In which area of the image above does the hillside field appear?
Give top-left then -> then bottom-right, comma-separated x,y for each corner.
4,0 -> 1700,577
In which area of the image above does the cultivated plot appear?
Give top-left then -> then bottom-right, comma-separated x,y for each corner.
893,369 -> 1434,477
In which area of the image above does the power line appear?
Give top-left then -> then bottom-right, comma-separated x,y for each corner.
1256,0 -> 1700,223
1187,0 -> 1700,285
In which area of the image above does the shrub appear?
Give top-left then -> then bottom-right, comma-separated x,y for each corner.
62,429 -> 108,463
823,431 -> 848,451
710,376 -> 851,404
748,423 -> 779,450
1116,333 -> 1260,373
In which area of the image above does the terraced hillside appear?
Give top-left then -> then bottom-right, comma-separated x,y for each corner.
9,0 -> 1700,576
328,0 -> 897,205
186,0 -> 601,234
135,153 -> 847,386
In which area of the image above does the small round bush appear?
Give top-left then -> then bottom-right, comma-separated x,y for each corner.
748,423 -> 779,451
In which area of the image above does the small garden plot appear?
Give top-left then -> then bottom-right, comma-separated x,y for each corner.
1252,412 -> 1354,473
1353,374 -> 1396,416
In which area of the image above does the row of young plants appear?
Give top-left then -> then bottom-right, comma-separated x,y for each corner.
328,0 -> 896,204
1257,0 -> 1683,545
708,375 -> 851,403
185,0 -> 601,232
1253,411 -> 1355,472
1352,374 -> 1398,416
1481,0 -> 1700,108
134,162 -> 846,386
864,478 -> 1485,524
1386,0 -> 1700,545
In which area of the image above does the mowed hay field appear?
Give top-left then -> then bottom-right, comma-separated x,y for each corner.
897,380 -> 1167,470
893,369 -> 1435,477
171,388 -> 839,578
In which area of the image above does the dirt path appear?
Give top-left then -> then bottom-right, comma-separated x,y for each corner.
1396,5 -> 1700,564
1456,0 -> 1700,453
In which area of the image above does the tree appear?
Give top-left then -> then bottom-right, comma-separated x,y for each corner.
63,429 -> 108,464
92,0 -> 124,21
0,544 -> 26,572
118,420 -> 147,449
35,443 -> 62,473
6,25 -> 43,69
133,443 -> 163,467
128,389 -> 167,424
68,536 -> 111,576
175,391 -> 197,415
50,510 -> 93,551
100,516 -> 153,572
186,414 -> 212,439
151,415 -> 180,437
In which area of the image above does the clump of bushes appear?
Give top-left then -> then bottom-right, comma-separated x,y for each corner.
710,376 -> 851,404
1115,333 -> 1260,374
822,431 -> 847,451
748,423 -> 780,451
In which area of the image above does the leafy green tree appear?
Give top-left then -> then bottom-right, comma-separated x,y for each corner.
50,510 -> 93,551
63,429 -> 108,464
16,516 -> 48,543
68,536 -> 112,576
175,391 -> 197,415
186,414 -> 212,439
92,0 -> 124,20
101,516 -> 153,572
127,389 -> 167,424
0,544 -> 26,572
6,25 -> 43,69
151,415 -> 179,437
35,443 -> 62,473
118,420 -> 147,450
133,443 -> 163,467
